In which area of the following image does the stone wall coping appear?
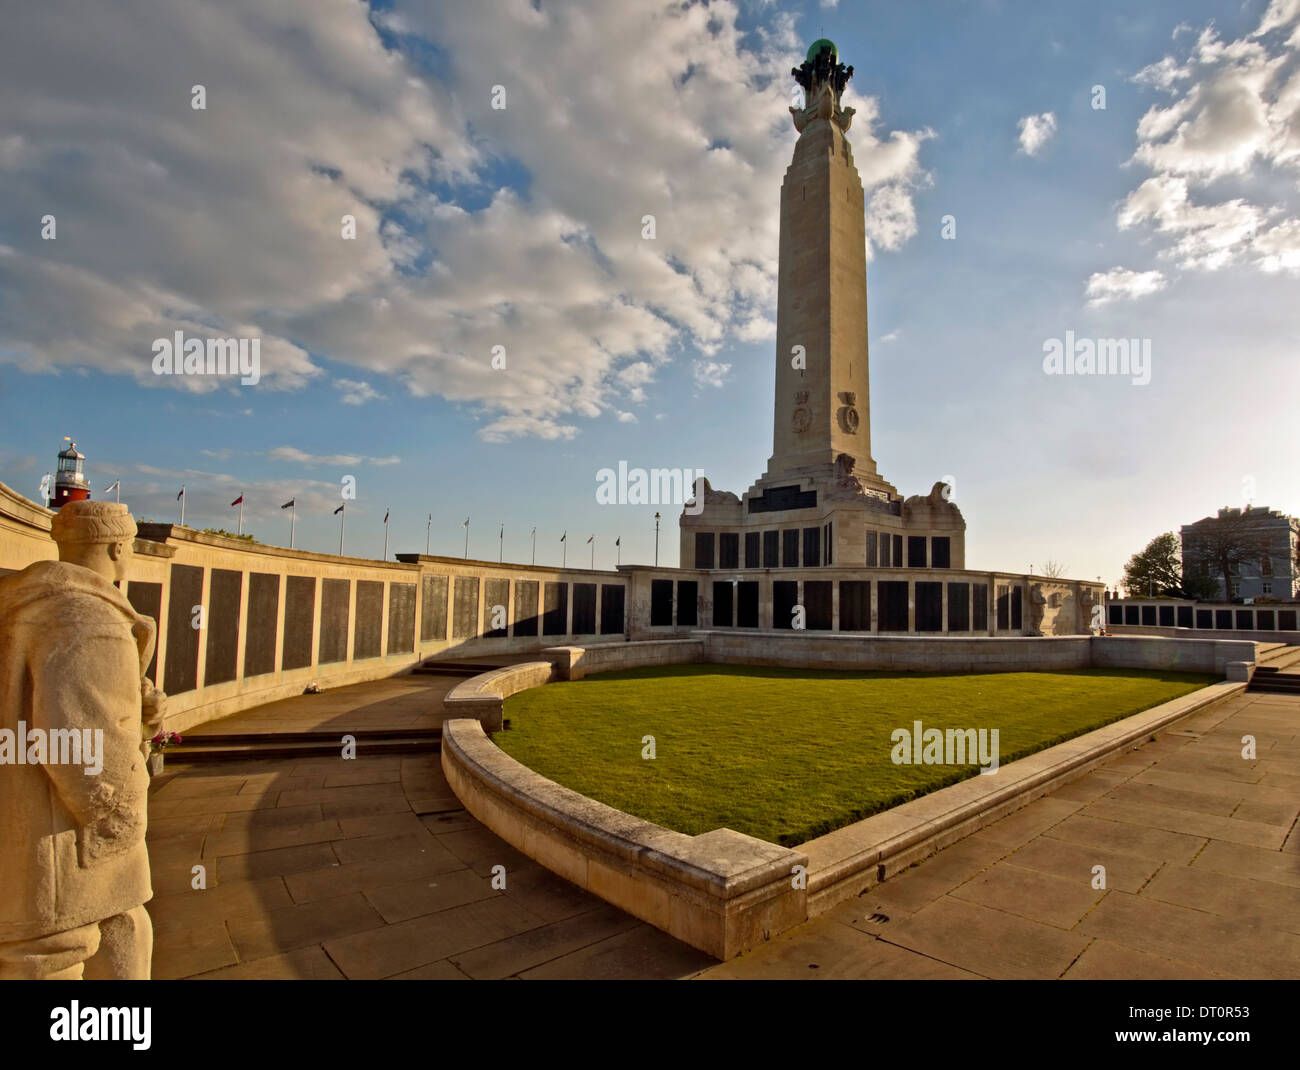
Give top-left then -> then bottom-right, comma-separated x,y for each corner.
396,552 -> 618,578
0,479 -> 53,528
692,629 -> 1090,644
442,718 -> 805,899
443,661 -> 558,705
137,523 -> 423,570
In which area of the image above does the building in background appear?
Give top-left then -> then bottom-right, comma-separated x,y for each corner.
1181,506 -> 1299,601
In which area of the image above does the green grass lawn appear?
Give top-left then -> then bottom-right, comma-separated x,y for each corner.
497,665 -> 1215,846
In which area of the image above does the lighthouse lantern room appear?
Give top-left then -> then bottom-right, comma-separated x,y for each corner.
53,440 -> 91,509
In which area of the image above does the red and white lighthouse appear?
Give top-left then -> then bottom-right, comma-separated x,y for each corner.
52,440 -> 91,509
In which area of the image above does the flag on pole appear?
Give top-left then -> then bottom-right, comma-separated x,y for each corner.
586,535 -> 594,544
384,509 -> 390,523
104,480 -> 120,495
177,487 -> 185,500
281,499 -> 295,509
462,517 -> 469,527
334,504 -> 345,515
231,494 -> 244,507
560,532 -> 566,542
615,537 -> 621,546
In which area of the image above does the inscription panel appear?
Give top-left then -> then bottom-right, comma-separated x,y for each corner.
421,575 -> 449,642
163,564 -> 203,695
318,578 -> 351,665
804,580 -> 832,630
387,583 -> 416,654
484,578 -> 510,638
283,576 -> 316,670
353,580 -> 384,660
513,580 -> 540,636
737,581 -> 759,627
542,582 -> 568,636
600,584 -> 625,634
839,580 -> 870,631
712,581 -> 733,627
453,577 -> 480,639
126,581 -> 162,684
205,569 -> 243,686
572,583 -> 597,635
244,573 -> 280,677
676,581 -> 698,627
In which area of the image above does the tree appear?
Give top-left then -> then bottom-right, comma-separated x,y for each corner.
1041,560 -> 1067,579
1122,533 -> 1182,597
1180,562 -> 1220,602
1181,510 -> 1272,603
202,527 -> 254,542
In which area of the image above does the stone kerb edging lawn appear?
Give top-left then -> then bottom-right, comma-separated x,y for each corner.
440,718 -> 808,960
442,661 -> 558,732
545,638 -> 705,680
800,680 -> 1248,915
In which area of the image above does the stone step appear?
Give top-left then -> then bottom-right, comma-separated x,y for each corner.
413,662 -> 508,676
1258,645 -> 1300,671
178,727 -> 439,746
1247,672 -> 1300,694
163,736 -> 440,763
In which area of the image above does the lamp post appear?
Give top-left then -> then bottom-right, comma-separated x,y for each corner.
654,512 -> 661,567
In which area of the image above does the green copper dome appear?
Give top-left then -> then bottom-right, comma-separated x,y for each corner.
806,38 -> 837,63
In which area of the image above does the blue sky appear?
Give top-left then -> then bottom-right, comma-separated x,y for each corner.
1,0 -> 1297,584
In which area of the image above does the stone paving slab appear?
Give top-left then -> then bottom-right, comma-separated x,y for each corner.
149,683 -> 1300,980
698,690 -> 1300,979
146,669 -> 706,980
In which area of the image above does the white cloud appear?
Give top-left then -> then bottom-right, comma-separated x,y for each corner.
267,446 -> 399,467
1084,268 -> 1168,306
1112,11 -> 1300,279
1253,0 -> 1300,38
616,411 -> 638,424
1254,217 -> 1300,271
866,183 -> 919,254
0,1 -> 935,441
1017,112 -> 1057,156
879,329 -> 902,343
335,378 -> 385,405
691,359 -> 732,391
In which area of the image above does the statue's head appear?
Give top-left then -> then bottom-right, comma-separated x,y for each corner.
51,500 -> 137,583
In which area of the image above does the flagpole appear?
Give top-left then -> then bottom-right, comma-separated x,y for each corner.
179,486 -> 186,527
531,527 -> 536,566
464,517 -> 469,558
590,537 -> 595,570
617,538 -> 621,567
426,514 -> 431,556
499,524 -> 503,563
238,496 -> 244,536
339,504 -> 345,555
290,502 -> 296,549
383,510 -> 390,561
562,534 -> 567,569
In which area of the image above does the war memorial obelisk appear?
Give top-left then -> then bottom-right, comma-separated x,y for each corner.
682,39 -> 966,572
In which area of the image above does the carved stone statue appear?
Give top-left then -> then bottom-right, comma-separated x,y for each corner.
0,501 -> 159,979
833,452 -> 863,492
1028,583 -> 1047,637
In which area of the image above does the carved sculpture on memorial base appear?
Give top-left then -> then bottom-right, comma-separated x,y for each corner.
1028,583 -> 1047,637
0,500 -> 160,979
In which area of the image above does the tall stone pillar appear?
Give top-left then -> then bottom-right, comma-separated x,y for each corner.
763,40 -> 892,500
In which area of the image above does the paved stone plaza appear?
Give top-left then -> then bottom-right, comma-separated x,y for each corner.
146,676 -> 1299,979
